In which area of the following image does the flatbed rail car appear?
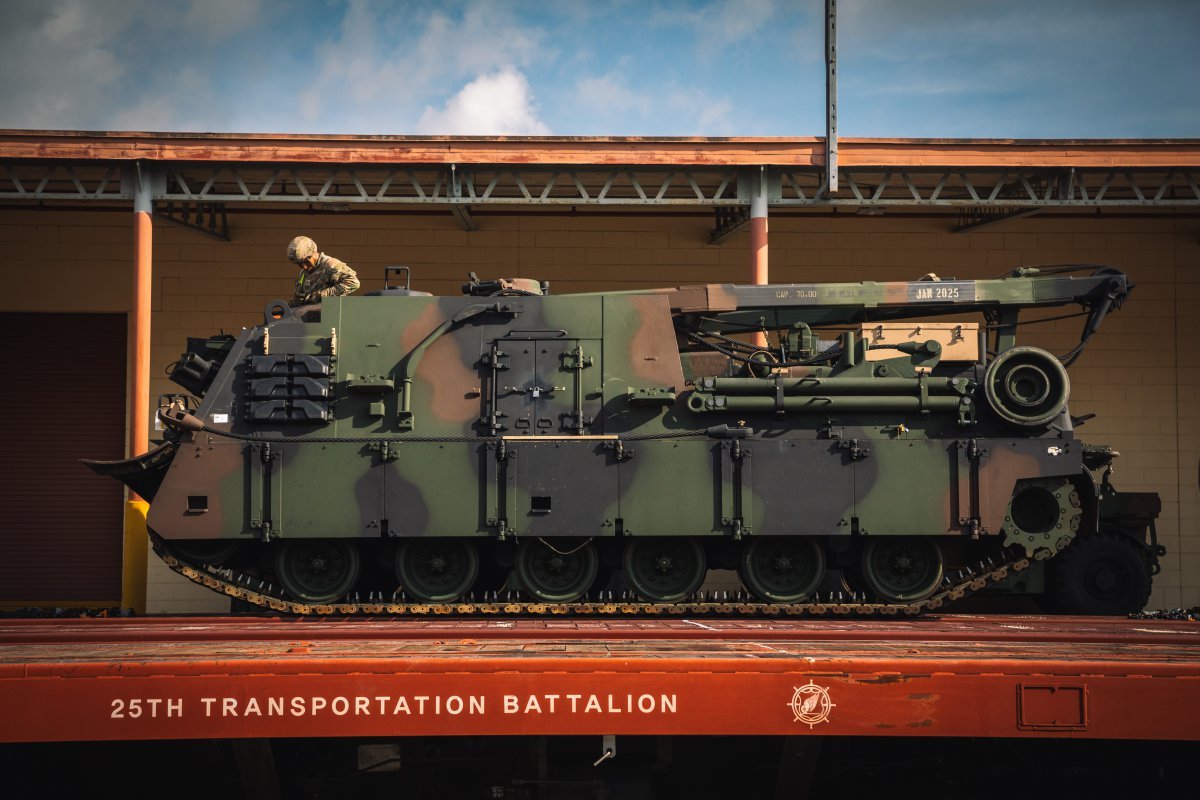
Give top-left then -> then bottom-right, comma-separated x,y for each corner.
2,615 -> 1198,742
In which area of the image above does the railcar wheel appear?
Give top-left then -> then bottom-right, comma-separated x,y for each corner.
739,537 -> 825,603
395,539 -> 480,603
624,538 -> 707,603
860,537 -> 944,603
274,540 -> 361,604
172,539 -> 241,566
1046,532 -> 1152,615
515,539 -> 598,603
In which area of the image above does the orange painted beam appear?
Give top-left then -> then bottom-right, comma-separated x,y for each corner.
1,130 -> 1198,168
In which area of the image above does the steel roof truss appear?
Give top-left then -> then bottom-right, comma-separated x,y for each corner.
710,206 -> 752,245
1128,172 -> 1147,202
841,170 -> 864,202
1185,172 -> 1200,201
406,171 -> 427,200
154,201 -> 230,241
1,161 -> 1198,208
952,206 -> 1044,233
449,203 -> 476,232
629,170 -> 649,201
781,172 -> 809,201
349,170 -> 369,201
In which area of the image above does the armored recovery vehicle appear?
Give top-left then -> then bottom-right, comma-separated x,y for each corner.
89,266 -> 1162,615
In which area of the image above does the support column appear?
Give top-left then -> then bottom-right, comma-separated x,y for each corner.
122,162 -> 157,613
750,166 -> 769,287
131,166 -> 153,460
750,167 -> 770,347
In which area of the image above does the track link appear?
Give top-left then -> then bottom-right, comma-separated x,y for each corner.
152,534 -> 1031,618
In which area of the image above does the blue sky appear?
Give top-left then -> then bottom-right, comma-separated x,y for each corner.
1,0 -> 1197,137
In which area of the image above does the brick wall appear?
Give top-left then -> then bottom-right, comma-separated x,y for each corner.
2,208 -> 1195,612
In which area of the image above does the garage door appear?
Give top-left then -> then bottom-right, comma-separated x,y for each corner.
0,314 -> 125,604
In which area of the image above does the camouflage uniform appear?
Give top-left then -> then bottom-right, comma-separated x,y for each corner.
291,253 -> 360,306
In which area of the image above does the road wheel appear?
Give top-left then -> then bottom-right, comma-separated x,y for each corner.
274,540 -> 360,604
624,538 -> 706,603
515,538 -> 598,603
395,539 -> 479,603
739,537 -> 825,603
860,537 -> 944,603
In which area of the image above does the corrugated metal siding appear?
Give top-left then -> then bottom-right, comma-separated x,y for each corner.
0,314 -> 125,601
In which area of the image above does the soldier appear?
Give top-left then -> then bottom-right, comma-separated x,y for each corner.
287,235 -> 360,306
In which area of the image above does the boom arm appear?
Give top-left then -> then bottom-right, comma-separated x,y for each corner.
667,267 -> 1131,329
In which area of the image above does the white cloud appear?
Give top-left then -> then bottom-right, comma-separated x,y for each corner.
0,0 -> 147,128
567,71 -> 735,135
184,0 -> 263,40
0,0 -> 552,133
4,0 -> 1190,137
416,69 -> 550,135
673,88 -> 734,133
576,74 -> 652,116
297,0 -> 550,131
699,0 -> 777,47
650,0 -> 778,50
0,0 -> 269,129
108,67 -> 218,132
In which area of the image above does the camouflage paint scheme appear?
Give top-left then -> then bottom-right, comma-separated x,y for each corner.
146,269 -> 1129,565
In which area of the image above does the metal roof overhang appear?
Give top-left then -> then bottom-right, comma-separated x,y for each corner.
1,131 -> 1198,214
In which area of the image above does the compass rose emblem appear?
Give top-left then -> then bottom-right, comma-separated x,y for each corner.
788,680 -> 835,728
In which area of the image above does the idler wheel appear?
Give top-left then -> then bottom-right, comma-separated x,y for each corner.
860,537 -> 944,603
739,537 -> 825,603
624,538 -> 707,603
395,539 -> 480,603
274,540 -> 361,604
515,538 -> 598,603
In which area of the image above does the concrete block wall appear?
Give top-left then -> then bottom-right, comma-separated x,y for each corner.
1,207 -> 1195,612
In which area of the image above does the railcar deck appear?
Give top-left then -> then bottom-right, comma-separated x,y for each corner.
1,615 -> 1197,742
